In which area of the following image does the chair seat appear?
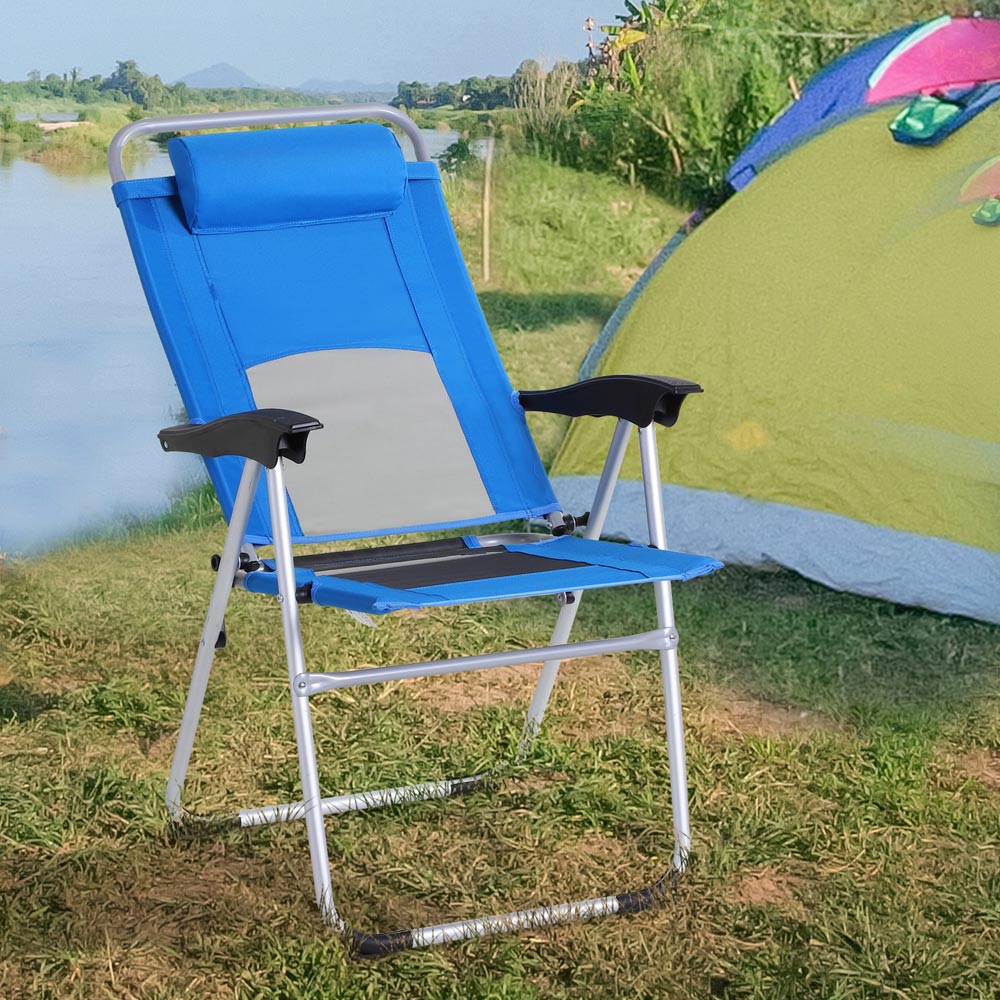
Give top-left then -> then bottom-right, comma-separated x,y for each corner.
243,534 -> 722,614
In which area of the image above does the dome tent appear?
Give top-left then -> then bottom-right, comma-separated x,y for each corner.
549,17 -> 1000,623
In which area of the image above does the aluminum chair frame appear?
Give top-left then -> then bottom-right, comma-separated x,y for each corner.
109,107 -> 699,955
166,421 -> 691,953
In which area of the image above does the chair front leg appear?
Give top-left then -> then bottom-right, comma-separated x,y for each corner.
638,423 -> 691,869
266,458 -> 340,925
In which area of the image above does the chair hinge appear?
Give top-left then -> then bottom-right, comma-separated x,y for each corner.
551,511 -> 590,537
211,551 -> 262,574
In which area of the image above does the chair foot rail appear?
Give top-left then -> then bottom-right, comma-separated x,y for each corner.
296,628 -> 678,696
237,772 -> 497,828
350,871 -> 678,956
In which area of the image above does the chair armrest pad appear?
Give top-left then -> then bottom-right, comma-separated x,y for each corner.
158,408 -> 323,468
518,375 -> 702,428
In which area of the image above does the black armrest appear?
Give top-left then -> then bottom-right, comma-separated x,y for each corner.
158,408 -> 323,468
518,374 -> 702,428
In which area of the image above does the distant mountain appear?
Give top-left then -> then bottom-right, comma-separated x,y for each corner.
297,78 -> 396,96
178,63 -> 266,89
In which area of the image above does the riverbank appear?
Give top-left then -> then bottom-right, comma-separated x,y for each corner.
2,149 -> 999,999
1,105 -> 129,168
1,102 -> 511,164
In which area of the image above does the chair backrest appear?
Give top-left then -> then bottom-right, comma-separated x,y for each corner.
112,115 -> 559,544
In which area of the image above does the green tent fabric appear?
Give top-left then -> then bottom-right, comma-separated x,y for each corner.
550,101 -> 1000,622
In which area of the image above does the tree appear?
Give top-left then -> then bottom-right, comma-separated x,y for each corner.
43,73 -> 65,98
461,76 -> 488,109
101,60 -> 170,109
432,80 -> 459,106
394,80 -> 432,107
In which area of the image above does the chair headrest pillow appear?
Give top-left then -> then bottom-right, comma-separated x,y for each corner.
168,122 -> 407,233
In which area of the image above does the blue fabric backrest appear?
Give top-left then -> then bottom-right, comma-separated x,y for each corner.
113,122 -> 559,544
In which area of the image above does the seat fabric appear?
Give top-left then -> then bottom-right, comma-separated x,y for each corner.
243,535 -> 722,614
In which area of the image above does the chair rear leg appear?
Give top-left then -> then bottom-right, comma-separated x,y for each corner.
167,460 -> 262,819
639,425 -> 691,870
520,418 -> 633,753
520,598 -> 583,755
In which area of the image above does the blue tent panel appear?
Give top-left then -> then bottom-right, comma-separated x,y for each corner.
726,24 -> 915,189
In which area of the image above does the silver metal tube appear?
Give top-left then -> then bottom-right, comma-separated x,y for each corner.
410,892 -> 622,947
522,419 -> 633,745
238,774 -> 490,828
166,460 -> 261,818
108,103 -> 430,183
267,460 -> 340,926
297,628 -> 676,697
638,425 -> 691,868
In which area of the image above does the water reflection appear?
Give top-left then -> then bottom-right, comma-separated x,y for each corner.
0,128 -> 463,555
0,146 -> 202,554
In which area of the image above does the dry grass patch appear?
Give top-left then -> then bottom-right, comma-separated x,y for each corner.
605,262 -> 646,291
0,737 -> 53,762
549,656 -> 655,742
339,817 -> 663,934
953,747 -> 1000,791
402,654 -> 645,735
543,829 -> 660,895
32,669 -> 103,696
726,867 -> 810,921
692,689 -> 841,740
404,661 -> 542,712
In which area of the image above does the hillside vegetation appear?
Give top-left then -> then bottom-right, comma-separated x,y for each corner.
517,0 -> 1000,205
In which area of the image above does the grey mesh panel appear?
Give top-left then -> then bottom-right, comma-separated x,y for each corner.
246,348 -> 494,536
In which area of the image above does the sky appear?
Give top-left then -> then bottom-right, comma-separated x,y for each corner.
3,1 -> 618,87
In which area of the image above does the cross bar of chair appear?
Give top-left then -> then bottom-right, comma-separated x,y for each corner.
294,627 -> 678,697
238,773 -> 494,829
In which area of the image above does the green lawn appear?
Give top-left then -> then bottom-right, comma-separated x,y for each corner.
1,152 -> 998,999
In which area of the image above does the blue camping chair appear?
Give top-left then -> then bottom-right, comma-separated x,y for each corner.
108,106 -> 721,954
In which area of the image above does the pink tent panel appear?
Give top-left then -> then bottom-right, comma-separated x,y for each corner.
867,17 -> 1000,104
960,155 -> 1000,202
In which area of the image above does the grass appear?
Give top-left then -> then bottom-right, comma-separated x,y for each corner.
444,149 -> 684,465
2,152 -> 999,999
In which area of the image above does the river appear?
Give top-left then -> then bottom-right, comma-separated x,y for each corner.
0,127 -> 463,555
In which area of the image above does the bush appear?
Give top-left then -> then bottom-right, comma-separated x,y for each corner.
516,0 -> 1000,207
77,106 -> 130,129
0,110 -> 43,144
437,137 -> 478,176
